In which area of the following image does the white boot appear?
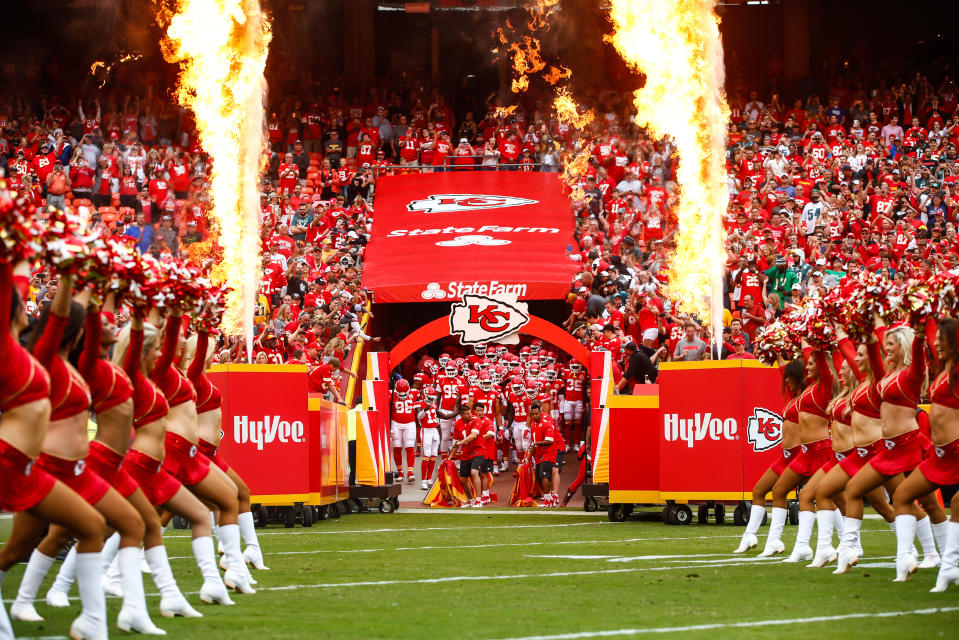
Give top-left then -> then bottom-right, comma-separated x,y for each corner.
100,532 -> 121,570
931,521 -> 959,593
932,520 -> 949,559
733,504 -> 764,553
808,509 -> 837,568
140,547 -> 152,574
1,569 -> 16,640
834,517 -> 862,574
219,524 -> 255,594
833,509 -> 845,536
916,515 -> 941,568
784,510 -> 815,562
116,546 -> 166,635
46,545 -> 77,607
10,549 -> 55,622
216,523 -> 256,585
893,514 -> 919,582
71,551 -> 108,640
192,537 -> 233,606
101,535 -> 123,598
239,511 -> 269,570
144,545 -> 202,618
758,507 -> 787,557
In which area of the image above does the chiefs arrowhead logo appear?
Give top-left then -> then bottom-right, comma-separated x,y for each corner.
449,294 -> 530,345
407,194 -> 537,214
746,407 -> 782,453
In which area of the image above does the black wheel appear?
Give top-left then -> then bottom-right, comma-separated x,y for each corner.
583,497 -> 598,512
329,502 -> 341,519
608,503 -> 629,522
390,496 -> 400,510
347,499 -> 362,514
252,504 -> 268,528
733,502 -> 747,526
283,507 -> 295,528
762,511 -> 768,526
317,505 -> 331,520
788,501 -> 800,525
302,505 -> 314,527
673,504 -> 693,525
697,504 -> 709,524
714,503 -> 726,525
171,515 -> 189,530
378,500 -> 395,514
662,505 -> 674,524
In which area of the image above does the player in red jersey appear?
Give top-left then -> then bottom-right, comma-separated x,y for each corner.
450,405 -> 484,508
505,376 -> 531,467
530,401 -> 563,507
435,363 -> 465,455
416,386 -> 441,490
562,361 -> 587,445
390,379 -> 418,484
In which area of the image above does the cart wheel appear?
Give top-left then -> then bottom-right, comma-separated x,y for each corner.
171,515 -> 188,530
347,499 -> 362,514
697,504 -> 709,524
390,496 -> 400,510
583,497 -> 598,512
788,501 -> 800,525
673,504 -> 693,525
316,505 -> 330,521
662,505 -> 673,524
302,505 -> 314,527
252,504 -> 268,528
714,503 -> 726,524
733,502 -> 747,526
329,502 -> 341,519
282,507 -> 295,528
378,500 -> 395,514
608,504 -> 629,522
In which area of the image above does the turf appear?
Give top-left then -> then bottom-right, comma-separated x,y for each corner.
1,510 -> 957,639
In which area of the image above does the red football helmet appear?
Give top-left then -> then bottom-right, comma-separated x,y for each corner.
510,376 -> 524,394
525,380 -> 541,398
519,346 -> 531,361
479,373 -> 492,391
438,353 -> 451,368
395,379 -> 410,398
424,385 -> 438,403
530,339 -> 543,354
474,343 -> 487,356
528,364 -> 541,379
570,361 -> 583,373
412,372 -> 428,387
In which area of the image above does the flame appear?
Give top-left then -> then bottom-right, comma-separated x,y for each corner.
543,65 -> 571,85
553,88 -> 593,130
89,53 -> 143,88
492,105 -> 517,119
159,0 -> 270,346
529,0 -> 560,30
507,36 -> 546,93
606,0 -> 729,329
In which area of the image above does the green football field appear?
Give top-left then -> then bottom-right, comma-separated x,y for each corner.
2,510 -> 958,639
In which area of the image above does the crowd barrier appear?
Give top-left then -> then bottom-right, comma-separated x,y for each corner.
587,352 -> 789,523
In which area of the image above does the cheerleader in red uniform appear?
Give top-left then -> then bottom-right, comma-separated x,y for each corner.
836,318 -> 946,573
733,357 -> 805,553
44,294 -> 200,620
0,266 -> 109,640
113,310 -> 235,606
184,328 -> 268,571
891,318 -> 959,588
759,340 -> 837,558
150,310 -> 255,594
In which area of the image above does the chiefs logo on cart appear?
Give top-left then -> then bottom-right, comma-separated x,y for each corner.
407,194 -> 537,214
746,407 -> 783,453
449,294 -> 529,345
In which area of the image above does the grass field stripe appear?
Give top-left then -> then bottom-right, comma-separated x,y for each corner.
490,606 -> 959,639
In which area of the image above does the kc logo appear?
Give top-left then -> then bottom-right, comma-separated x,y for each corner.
408,194 -> 537,214
435,234 -> 511,247
449,294 -> 530,345
746,407 -> 783,453
73,459 -> 86,476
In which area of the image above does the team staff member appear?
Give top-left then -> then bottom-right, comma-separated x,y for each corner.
450,405 -> 483,508
530,401 -> 561,507
477,403 -> 497,505
616,342 -> 666,393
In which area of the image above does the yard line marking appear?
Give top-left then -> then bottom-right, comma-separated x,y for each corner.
199,521 -> 603,536
489,606 -> 959,639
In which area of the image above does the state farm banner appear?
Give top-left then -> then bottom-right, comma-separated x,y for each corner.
362,172 -> 579,302
657,362 -> 785,499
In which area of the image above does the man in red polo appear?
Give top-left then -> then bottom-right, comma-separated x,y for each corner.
530,401 -> 563,507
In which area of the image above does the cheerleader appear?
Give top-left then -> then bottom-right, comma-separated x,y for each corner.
183,328 -> 268,571
44,294 -> 200,621
150,310 -> 255,594
835,318 -> 946,573
890,318 -> 959,588
758,341 -> 836,558
733,357 -> 805,553
112,311 -> 236,605
7,283 -> 166,636
0,267 -> 109,640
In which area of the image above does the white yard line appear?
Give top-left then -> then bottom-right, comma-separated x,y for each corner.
490,606 -> 959,639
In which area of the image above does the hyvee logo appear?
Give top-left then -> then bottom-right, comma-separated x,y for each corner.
407,194 -> 537,214
234,415 -> 305,450
747,407 -> 783,452
449,294 -> 530,344
664,413 -> 738,448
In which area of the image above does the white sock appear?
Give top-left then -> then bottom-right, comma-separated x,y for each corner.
14,549 -> 55,608
191,536 -> 223,586
482,490 -> 489,497
101,532 -> 121,571
238,511 -> 261,553
841,517 -> 862,552
0,569 -> 13,640
48,545 -> 78,598
895,514 -> 917,560
145,545 -> 185,602
766,507 -> 787,546
932,520 -> 949,554
745,504 -> 765,536
218,524 -> 246,577
795,510 -> 814,549
75,552 -> 107,636
833,508 -> 844,536
815,509 -> 835,550
917,515 -> 938,557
